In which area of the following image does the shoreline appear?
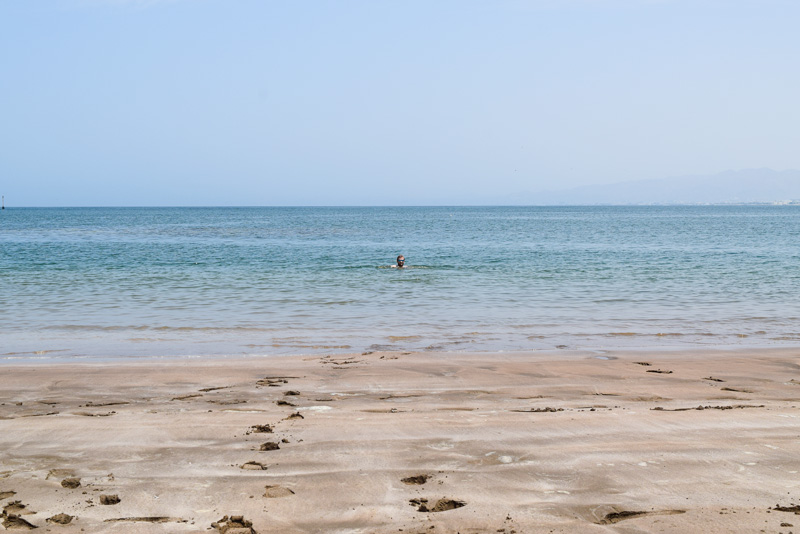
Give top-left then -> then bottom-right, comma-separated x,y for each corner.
4,343 -> 800,366
2,348 -> 799,533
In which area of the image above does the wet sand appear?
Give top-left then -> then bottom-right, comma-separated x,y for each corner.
1,348 -> 799,533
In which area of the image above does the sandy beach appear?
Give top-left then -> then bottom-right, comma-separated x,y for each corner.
1,348 -> 799,533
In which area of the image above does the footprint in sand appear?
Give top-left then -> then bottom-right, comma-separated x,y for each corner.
246,424 -> 273,434
259,442 -> 280,451
3,501 -> 34,515
211,515 -> 256,533
99,494 -> 121,505
46,514 -> 74,525
401,475 -> 430,485
240,462 -> 267,471
61,477 -> 81,489
597,509 -> 685,524
0,491 -> 16,500
2,514 -> 37,530
264,485 -> 295,498
257,376 -> 298,387
409,498 -> 466,513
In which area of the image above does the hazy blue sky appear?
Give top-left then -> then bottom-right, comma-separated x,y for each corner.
1,0 -> 798,206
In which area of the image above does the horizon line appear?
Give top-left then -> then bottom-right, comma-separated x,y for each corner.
3,202 -> 800,209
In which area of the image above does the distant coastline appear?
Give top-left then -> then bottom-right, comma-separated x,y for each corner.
511,168 -> 800,206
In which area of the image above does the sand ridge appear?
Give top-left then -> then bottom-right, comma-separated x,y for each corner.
1,348 -> 799,532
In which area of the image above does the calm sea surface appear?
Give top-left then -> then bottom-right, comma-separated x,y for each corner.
2,206 -> 800,361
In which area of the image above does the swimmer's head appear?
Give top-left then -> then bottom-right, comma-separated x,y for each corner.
396,255 -> 405,267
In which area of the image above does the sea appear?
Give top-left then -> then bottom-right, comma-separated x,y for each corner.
2,206 -> 800,361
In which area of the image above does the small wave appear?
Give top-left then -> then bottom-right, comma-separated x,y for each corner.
387,335 -> 422,342
151,326 -> 275,333
43,324 -> 279,333
272,344 -> 351,349
425,340 -> 473,350
603,331 -> 705,338
1,349 -> 69,356
365,344 -> 399,352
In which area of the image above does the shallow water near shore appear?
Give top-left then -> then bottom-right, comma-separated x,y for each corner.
2,205 -> 800,360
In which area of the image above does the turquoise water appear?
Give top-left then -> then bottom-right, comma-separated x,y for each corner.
2,206 -> 800,360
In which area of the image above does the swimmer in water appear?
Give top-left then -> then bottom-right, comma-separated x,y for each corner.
395,255 -> 405,268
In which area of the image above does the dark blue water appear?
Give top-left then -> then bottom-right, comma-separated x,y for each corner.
2,206 -> 800,360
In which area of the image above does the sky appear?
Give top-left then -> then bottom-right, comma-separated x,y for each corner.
1,0 -> 799,206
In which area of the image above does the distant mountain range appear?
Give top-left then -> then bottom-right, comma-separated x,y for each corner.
514,168 -> 800,205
